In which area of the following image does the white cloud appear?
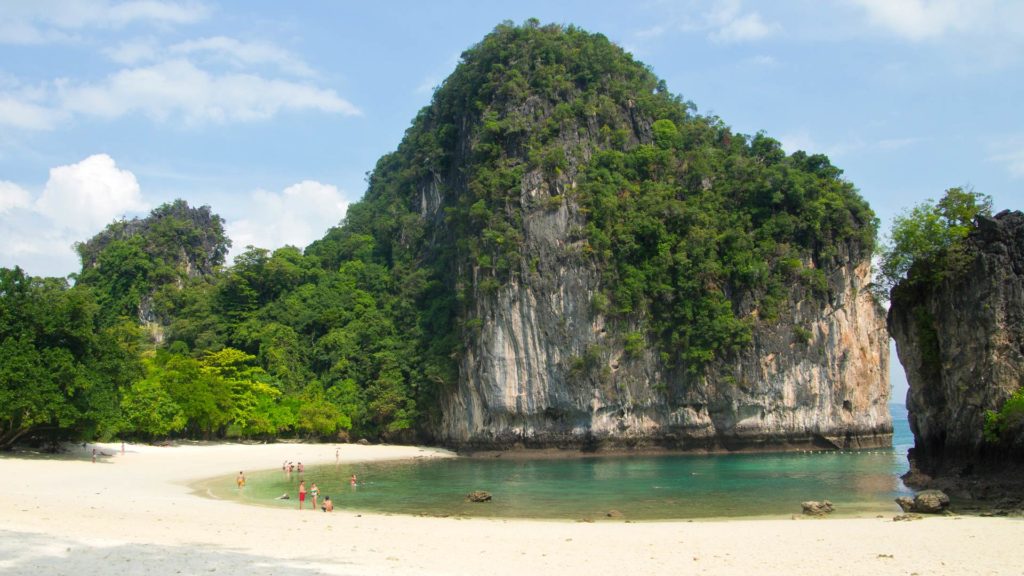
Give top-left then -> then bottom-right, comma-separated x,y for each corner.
0,94 -> 62,130
849,0 -> 986,41
0,154 -> 151,277
707,0 -> 779,43
170,37 -> 316,78
226,180 -> 350,258
35,154 -> 148,233
0,181 -> 32,213
0,0 -> 209,44
103,38 -> 160,65
58,59 -> 360,125
710,13 -> 778,43
0,209 -> 86,277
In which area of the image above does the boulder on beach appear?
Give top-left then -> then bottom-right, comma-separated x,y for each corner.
895,490 -> 950,514
801,500 -> 834,516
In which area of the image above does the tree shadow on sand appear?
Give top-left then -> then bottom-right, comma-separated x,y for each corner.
0,530 -> 364,576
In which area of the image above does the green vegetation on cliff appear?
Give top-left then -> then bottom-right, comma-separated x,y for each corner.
2,21 -> 879,446
74,199 -> 231,326
331,20 -> 875,375
878,187 -> 992,302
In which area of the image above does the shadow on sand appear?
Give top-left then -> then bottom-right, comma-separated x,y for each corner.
0,529 -> 361,576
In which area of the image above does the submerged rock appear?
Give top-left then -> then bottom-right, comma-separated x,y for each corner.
466,490 -> 492,503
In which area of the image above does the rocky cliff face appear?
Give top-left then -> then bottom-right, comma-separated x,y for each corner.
354,22 -> 891,450
889,210 -> 1024,483
437,175 -> 890,450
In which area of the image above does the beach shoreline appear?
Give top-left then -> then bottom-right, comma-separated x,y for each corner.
1,441 -> 1021,575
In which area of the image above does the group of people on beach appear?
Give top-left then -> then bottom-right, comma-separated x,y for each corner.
282,460 -> 305,475
265,451 -> 359,512
296,474 -> 358,511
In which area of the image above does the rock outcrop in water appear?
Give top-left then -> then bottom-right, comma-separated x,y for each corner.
341,21 -> 891,450
889,210 -> 1024,496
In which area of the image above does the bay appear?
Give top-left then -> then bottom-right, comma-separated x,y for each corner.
195,404 -> 914,520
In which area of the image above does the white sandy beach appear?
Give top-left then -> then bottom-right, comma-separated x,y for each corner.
0,442 -> 1021,576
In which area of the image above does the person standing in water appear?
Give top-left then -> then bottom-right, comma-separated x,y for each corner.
298,480 -> 307,510
350,474 -> 357,487
310,482 -> 319,509
236,471 -> 246,489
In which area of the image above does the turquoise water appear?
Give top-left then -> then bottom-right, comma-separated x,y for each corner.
198,405 -> 914,520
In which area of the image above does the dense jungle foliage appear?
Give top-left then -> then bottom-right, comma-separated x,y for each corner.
1,21 -> 878,447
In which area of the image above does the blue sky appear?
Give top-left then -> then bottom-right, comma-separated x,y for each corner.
1,0 -> 1022,401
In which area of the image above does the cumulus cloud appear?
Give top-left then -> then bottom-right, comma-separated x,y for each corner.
35,154 -> 148,233
0,210 -> 84,277
0,154 -> 150,277
226,180 -> 350,259
0,0 -> 209,44
59,59 -> 360,125
1,158 -> 353,278
0,181 -> 32,213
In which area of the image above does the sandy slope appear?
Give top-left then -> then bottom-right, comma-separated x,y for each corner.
0,442 -> 1021,576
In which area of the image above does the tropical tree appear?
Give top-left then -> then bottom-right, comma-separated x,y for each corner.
874,187 -> 992,300
0,267 -> 138,448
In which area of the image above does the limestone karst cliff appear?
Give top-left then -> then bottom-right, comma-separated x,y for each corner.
75,199 -> 230,330
889,210 -> 1024,486
335,21 -> 891,450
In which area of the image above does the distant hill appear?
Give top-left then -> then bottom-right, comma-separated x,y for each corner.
75,199 -> 230,328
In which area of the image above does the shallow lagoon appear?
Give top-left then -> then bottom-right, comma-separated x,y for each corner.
195,405 -> 913,520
